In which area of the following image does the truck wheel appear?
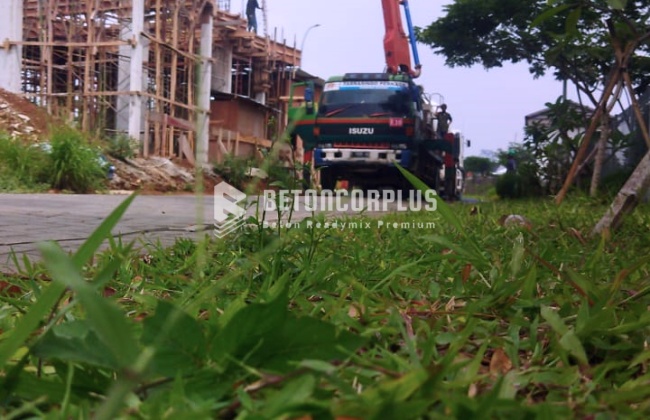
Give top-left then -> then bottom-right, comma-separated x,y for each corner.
319,167 -> 336,190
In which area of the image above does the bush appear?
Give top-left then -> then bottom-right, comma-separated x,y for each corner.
600,169 -> 634,198
213,153 -> 300,192
265,158 -> 300,189
213,155 -> 255,191
106,134 -> 139,161
0,133 -> 49,191
496,170 -> 543,199
496,173 -> 523,199
46,127 -> 106,193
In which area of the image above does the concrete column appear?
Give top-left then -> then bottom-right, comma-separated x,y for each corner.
0,0 -> 23,93
116,28 -> 132,133
211,45 -> 233,93
128,0 -> 145,141
117,26 -> 148,135
196,7 -> 214,166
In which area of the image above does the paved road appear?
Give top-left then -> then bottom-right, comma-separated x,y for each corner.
1,192 -> 432,272
1,194 -> 221,271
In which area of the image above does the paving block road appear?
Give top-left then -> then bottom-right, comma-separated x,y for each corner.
0,194 -> 225,272
1,192 -> 423,272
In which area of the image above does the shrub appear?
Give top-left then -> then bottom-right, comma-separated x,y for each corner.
106,134 -> 139,161
213,153 -> 300,192
45,126 -> 106,193
496,173 -> 523,199
496,170 -> 543,199
265,158 -> 300,189
213,155 -> 255,191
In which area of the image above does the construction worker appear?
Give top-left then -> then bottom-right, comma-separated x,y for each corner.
246,0 -> 262,34
436,104 -> 453,137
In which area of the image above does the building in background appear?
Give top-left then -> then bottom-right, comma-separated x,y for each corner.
0,0 -> 314,166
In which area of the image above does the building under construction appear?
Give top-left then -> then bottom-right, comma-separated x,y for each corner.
0,0 -> 311,165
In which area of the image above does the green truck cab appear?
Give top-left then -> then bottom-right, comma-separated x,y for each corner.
288,73 -> 467,198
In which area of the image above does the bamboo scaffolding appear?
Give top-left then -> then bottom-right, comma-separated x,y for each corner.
18,0 -> 302,160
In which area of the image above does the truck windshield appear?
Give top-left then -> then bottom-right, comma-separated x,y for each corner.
318,83 -> 413,118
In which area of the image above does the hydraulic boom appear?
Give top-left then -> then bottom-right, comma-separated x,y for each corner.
287,0 -> 469,199
381,0 -> 421,78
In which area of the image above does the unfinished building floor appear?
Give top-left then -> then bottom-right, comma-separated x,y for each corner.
1,0 -> 302,165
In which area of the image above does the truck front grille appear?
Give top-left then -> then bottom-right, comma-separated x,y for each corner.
333,142 -> 390,149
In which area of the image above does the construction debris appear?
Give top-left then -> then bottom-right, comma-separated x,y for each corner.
108,157 -> 221,194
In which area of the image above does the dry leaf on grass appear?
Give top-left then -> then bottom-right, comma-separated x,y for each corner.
489,348 -> 513,376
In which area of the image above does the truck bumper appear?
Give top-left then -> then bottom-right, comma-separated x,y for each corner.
314,148 -> 412,168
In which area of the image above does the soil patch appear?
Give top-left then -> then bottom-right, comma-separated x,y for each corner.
0,88 -> 52,141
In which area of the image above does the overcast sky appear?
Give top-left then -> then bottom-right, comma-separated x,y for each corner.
236,0 -> 569,156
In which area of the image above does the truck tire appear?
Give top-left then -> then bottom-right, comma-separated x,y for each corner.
319,167 -> 336,190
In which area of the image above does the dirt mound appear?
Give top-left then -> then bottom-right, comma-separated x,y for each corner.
0,88 -> 219,194
0,88 -> 51,142
108,156 -> 221,194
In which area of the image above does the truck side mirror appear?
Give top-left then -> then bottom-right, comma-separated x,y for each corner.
466,140 -> 471,148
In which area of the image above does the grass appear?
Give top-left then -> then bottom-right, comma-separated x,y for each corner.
46,126 -> 106,193
0,133 -> 50,192
0,187 -> 649,418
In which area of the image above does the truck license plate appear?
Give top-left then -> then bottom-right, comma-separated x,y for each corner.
351,151 -> 369,158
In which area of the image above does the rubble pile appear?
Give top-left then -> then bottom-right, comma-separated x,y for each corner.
108,157 -> 221,194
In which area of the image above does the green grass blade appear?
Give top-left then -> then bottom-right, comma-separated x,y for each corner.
0,281 -> 67,369
394,162 -> 464,232
0,193 -> 137,370
394,162 -> 488,265
72,193 -> 137,268
40,242 -> 139,367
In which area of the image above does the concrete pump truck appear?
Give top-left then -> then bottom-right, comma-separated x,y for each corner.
289,0 -> 468,199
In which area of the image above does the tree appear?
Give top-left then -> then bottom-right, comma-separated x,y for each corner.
464,156 -> 496,176
523,98 -> 589,193
416,0 -> 650,197
417,1 -> 650,99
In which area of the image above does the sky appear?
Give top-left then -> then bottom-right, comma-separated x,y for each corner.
236,0 -> 570,157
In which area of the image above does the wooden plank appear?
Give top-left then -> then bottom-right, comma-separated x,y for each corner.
179,134 -> 195,165
11,40 -> 129,48
154,0 -> 163,159
593,151 -> 650,236
143,110 -> 150,157
82,1 -> 94,132
140,32 -> 199,61
169,1 -> 180,157
167,115 -> 194,131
